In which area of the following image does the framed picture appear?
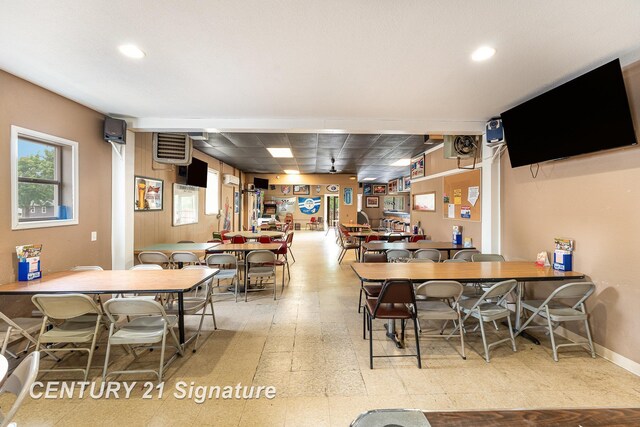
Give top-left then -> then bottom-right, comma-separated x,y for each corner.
173,184 -> 199,226
372,184 -> 386,195
363,183 -> 373,196
411,155 -> 425,179
293,184 -> 310,195
134,176 -> 163,211
388,179 -> 398,194
413,191 -> 436,212
365,196 -> 379,208
343,187 -> 353,205
326,184 -> 339,193
397,178 -> 404,192
234,191 -> 239,214
403,176 -> 411,191
281,185 -> 291,194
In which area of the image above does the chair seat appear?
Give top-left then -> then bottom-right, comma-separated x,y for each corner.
165,299 -> 207,315
109,315 -> 178,345
248,267 -> 275,277
215,269 -> 238,280
363,284 -> 382,297
344,243 -> 359,249
416,301 -> 458,320
522,300 -> 588,321
0,317 -> 41,335
365,300 -> 412,319
460,300 -> 510,321
39,321 -> 99,344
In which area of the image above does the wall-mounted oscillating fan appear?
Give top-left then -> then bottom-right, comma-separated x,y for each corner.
443,135 -> 480,170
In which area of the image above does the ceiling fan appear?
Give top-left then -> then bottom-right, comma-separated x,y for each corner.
329,157 -> 339,174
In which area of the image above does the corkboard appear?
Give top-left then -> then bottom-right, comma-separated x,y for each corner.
442,169 -> 481,222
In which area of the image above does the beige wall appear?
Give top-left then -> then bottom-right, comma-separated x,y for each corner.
134,133 -> 242,248
0,70 -> 112,316
244,174 -> 358,228
501,61 -> 640,363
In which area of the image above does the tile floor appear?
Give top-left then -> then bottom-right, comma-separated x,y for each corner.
3,230 -> 640,426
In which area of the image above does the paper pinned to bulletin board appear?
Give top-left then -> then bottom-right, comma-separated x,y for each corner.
443,169 -> 481,222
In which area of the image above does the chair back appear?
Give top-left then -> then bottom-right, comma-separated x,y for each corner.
443,259 -> 467,263
416,280 -> 463,300
220,230 -> 231,241
386,249 -> 411,262
138,251 -> 170,265
71,266 -> 103,271
546,282 -> 596,308
103,297 -> 167,322
232,235 -> 247,244
413,249 -> 441,262
286,232 -> 294,245
364,234 -> 380,243
471,253 -> 505,262
258,235 -> 273,244
0,351 -> 40,426
482,279 -> 518,300
182,265 -> 215,287
170,251 -> 201,264
362,252 -> 387,263
451,249 -> 480,261
375,279 -> 416,310
31,294 -> 101,320
206,253 -> 238,269
284,213 -> 294,224
130,264 -> 163,270
407,258 -> 434,263
246,250 -> 276,265
410,235 -> 427,243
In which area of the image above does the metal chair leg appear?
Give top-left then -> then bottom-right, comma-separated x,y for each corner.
478,316 -> 490,363
584,318 -> 596,358
413,317 -> 422,369
546,307 -> 559,362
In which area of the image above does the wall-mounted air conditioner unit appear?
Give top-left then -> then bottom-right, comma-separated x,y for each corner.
443,135 -> 478,159
223,174 -> 240,186
153,133 -> 192,165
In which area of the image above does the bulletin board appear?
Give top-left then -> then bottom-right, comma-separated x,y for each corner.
442,169 -> 481,222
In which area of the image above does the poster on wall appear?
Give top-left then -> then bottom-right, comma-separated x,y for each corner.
411,155 -> 425,179
363,184 -> 373,196
298,197 -> 321,214
343,187 -> 353,205
467,186 -> 479,206
387,179 -> 397,194
403,176 -> 411,192
274,197 -> 296,215
293,185 -> 310,195
365,196 -> 379,208
372,184 -> 386,195
234,191 -> 239,214
134,176 -> 163,211
461,206 -> 471,219
223,195 -> 231,230
173,184 -> 199,226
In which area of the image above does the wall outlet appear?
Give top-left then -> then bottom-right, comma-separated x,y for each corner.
91,231 -> 97,241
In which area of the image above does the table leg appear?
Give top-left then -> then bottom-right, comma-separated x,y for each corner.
385,320 -> 404,348
512,281 -> 540,345
178,292 -> 185,345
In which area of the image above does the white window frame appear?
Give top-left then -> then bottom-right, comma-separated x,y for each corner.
11,125 -> 79,230
205,168 -> 219,215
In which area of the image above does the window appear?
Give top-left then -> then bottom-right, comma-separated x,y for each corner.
205,168 -> 219,215
11,126 -> 78,230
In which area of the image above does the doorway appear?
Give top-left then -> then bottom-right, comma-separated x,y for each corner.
325,194 -> 339,230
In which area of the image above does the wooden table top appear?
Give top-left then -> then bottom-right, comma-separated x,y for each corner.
363,241 -> 472,251
351,261 -> 584,283
209,243 -> 283,252
225,231 -> 284,238
341,223 -> 370,229
350,231 -> 413,239
0,269 -> 218,295
135,242 -> 220,254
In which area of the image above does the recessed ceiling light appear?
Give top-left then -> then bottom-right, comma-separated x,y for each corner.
284,170 -> 299,175
118,44 -> 146,59
349,176 -> 357,180
390,159 -> 411,167
267,147 -> 293,158
362,177 -> 377,181
471,46 -> 496,62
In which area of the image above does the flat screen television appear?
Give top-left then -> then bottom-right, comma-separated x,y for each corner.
185,158 -> 208,188
502,59 -> 637,168
254,177 -> 269,190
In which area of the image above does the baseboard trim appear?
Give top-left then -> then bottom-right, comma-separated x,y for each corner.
556,326 -> 640,377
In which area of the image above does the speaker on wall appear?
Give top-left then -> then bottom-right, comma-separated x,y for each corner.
104,117 -> 127,144
358,183 -> 363,188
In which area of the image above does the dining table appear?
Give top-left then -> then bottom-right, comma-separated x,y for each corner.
0,269 -> 218,347
224,231 -> 284,240
351,261 -> 585,348
361,241 -> 474,260
341,223 -> 371,232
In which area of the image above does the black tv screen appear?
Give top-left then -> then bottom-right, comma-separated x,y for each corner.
186,158 -> 208,188
502,59 -> 637,168
254,177 -> 269,189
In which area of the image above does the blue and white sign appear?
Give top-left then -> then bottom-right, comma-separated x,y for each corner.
343,187 -> 353,206
298,197 -> 321,215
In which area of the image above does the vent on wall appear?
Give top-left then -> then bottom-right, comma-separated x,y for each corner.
153,133 -> 193,165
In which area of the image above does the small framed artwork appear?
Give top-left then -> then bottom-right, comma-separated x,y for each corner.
365,196 -> 379,208
372,184 -> 386,195
397,178 -> 404,193
403,176 -> 411,191
388,179 -> 397,194
293,184 -> 310,195
281,185 -> 291,194
344,187 -> 353,205
411,155 -> 425,179
413,191 -> 436,212
135,176 -> 163,211
363,183 -> 373,196
326,184 -> 339,193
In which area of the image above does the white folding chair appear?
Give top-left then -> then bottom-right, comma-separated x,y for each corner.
138,251 -> 170,268
471,254 -> 506,262
245,250 -> 277,301
206,254 -> 241,302
31,294 -> 103,381
415,281 -> 466,360
386,249 -> 412,262
169,251 -> 201,268
164,266 -> 217,352
407,258 -> 434,263
451,249 -> 480,261
449,279 -> 518,362
0,351 -> 40,427
414,249 -> 441,262
518,282 -> 597,361
102,297 -> 184,383
0,312 -> 43,359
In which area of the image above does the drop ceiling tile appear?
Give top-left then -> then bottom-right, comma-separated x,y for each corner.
288,134 -> 317,147
222,133 -> 265,147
